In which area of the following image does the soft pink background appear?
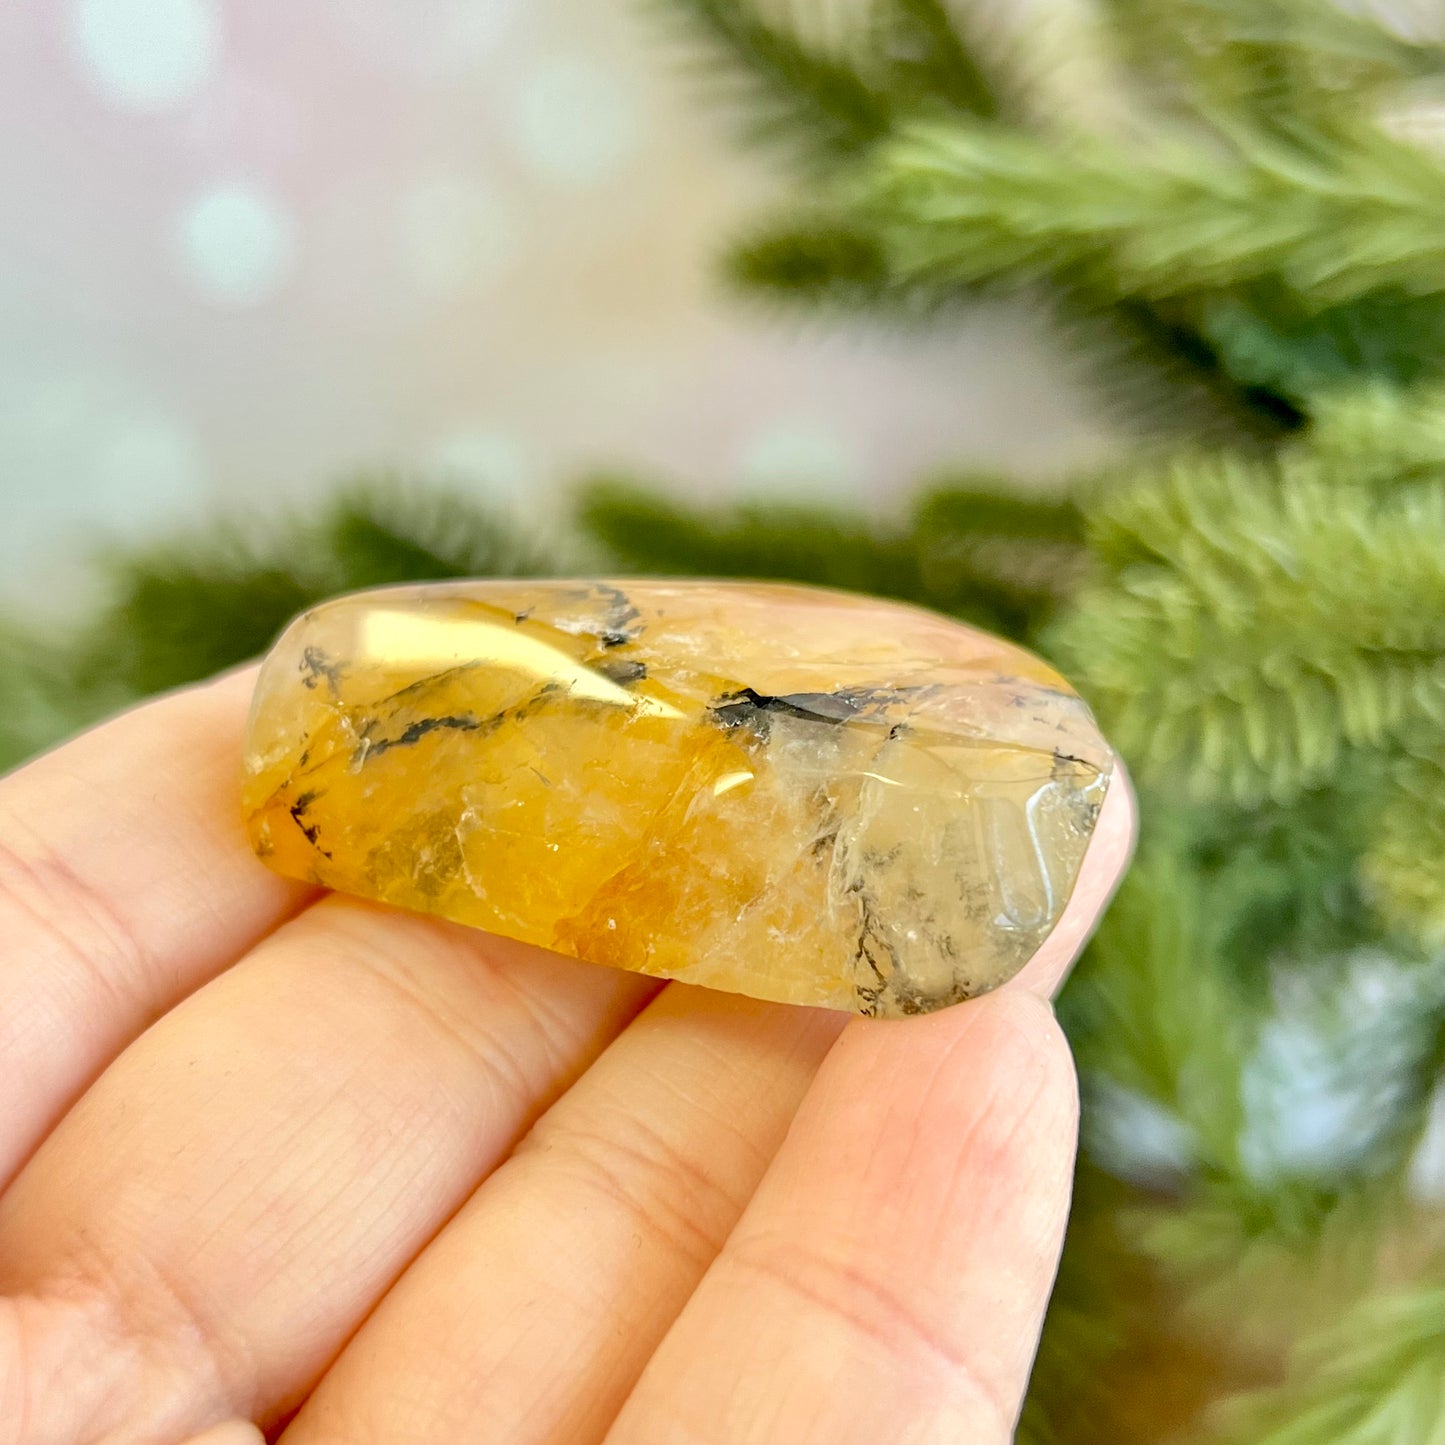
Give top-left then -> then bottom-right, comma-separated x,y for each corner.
0,0 -> 1118,596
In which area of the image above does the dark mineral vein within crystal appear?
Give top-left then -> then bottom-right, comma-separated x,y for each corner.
242,579 -> 1114,1016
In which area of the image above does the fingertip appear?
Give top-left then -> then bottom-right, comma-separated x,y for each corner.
965,988 -> 1081,1156
801,986 -> 1079,1248
196,660 -> 262,699
609,940 -> 1083,1443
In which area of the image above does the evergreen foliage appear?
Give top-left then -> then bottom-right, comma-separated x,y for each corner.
606,2 -> 1445,1437
0,483 -> 553,772
675,0 -> 1445,433
578,473 -> 1084,640
1210,1289 -> 1445,1444
4,0 -> 1445,1438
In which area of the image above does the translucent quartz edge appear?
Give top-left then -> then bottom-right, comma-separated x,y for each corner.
241,579 -> 1113,1016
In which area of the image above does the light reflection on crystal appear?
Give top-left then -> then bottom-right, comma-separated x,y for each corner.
244,580 -> 1113,1016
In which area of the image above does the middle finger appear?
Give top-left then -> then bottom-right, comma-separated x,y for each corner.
281,985 -> 844,1445
0,894 -> 654,1443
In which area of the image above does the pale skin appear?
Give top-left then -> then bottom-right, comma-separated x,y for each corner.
0,666 -> 1134,1445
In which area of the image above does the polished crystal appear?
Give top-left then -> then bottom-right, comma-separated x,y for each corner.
242,580 -> 1112,1016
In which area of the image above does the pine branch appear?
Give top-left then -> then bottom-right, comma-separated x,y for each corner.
658,0 -> 896,159
577,474 -> 1087,640
723,213 -> 897,305
1099,0 -> 1445,130
1196,286 -> 1445,404
1198,0 -> 1445,85
915,482 -> 1083,538
863,119 -> 1442,306
860,119 -> 1445,404
679,5 -> 1422,431
577,472 -> 924,586
1207,1286 -> 1445,1444
1310,381 -> 1445,486
321,479 -> 558,584
1185,789 -> 1381,964
1362,744 -> 1445,946
0,482 -> 560,768
1054,451 -> 1445,804
720,207 -> 1315,441
868,0 -> 1006,120
78,544 -> 322,701
659,0 -> 1018,167
1072,297 -> 1308,441
910,483 -> 1087,631
677,1 -> 1445,434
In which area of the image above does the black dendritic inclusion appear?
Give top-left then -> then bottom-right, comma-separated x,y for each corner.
594,585 -> 644,648
848,872 -> 972,1017
546,584 -> 644,648
597,658 -> 648,686
288,787 -> 332,857
299,645 -> 345,696
366,713 -> 484,759
347,681 -> 565,770
709,686 -> 901,734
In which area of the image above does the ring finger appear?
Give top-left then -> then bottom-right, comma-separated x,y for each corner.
281,986 -> 844,1445
0,895 -> 654,1443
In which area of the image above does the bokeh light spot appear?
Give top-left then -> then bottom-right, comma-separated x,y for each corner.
400,173 -> 522,300
0,368 -> 205,587
71,0 -> 218,111
427,428 -> 536,502
737,420 -> 862,501
177,183 -> 297,307
326,0 -> 518,82
97,410 -> 206,504
506,57 -> 643,187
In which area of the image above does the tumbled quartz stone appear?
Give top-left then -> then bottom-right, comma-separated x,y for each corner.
242,580 -> 1113,1017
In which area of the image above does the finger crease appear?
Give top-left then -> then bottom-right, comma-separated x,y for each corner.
0,825 -> 150,1016
540,1112 -> 744,1269
342,932 -> 582,1120
725,1234 -> 1015,1433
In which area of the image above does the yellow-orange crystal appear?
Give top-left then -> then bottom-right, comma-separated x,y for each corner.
242,580 -> 1113,1016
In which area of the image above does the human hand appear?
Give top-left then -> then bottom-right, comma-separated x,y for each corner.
0,666 -> 1133,1444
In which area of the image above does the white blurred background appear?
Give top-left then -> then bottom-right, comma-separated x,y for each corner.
0,0 -> 1121,596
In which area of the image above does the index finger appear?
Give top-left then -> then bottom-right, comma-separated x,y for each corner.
0,668 -> 313,1189
606,988 -> 1078,1445
604,778 -> 1133,1445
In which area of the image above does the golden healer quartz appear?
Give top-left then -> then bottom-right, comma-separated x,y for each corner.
242,580 -> 1113,1017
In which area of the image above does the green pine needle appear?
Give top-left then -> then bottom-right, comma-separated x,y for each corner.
657,0 -> 896,159
0,481 -> 557,770
868,0 -> 1007,120
865,119 -> 1445,304
723,214 -> 896,304
577,473 -> 1087,641
1053,444 -> 1445,805
658,0 -> 1017,167
1208,1288 -> 1445,1445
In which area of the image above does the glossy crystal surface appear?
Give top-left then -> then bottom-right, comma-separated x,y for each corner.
242,580 -> 1112,1016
